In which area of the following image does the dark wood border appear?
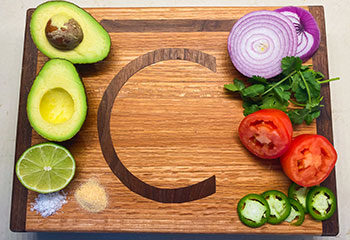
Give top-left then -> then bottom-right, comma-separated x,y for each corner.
11,6 -> 338,235
10,9 -> 37,232
100,19 -> 235,32
310,6 -> 339,236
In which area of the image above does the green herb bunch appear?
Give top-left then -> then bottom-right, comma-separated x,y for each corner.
224,56 -> 339,125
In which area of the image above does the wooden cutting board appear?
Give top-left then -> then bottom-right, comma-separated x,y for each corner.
11,6 -> 338,235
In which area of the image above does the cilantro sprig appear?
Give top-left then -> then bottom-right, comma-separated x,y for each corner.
224,56 -> 339,125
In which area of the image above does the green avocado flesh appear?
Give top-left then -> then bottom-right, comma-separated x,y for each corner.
27,59 -> 87,142
30,1 -> 111,64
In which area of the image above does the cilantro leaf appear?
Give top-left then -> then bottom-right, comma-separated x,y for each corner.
287,106 -> 321,125
224,79 -> 246,92
273,84 -> 291,103
260,95 -> 286,111
294,87 -> 308,103
287,109 -> 310,125
303,70 -> 321,98
282,56 -> 302,76
241,84 -> 265,97
234,79 -> 246,91
243,101 -> 260,116
279,82 -> 292,91
306,97 -> 323,108
248,75 -> 267,84
224,56 -> 339,125
224,83 -> 240,92
301,65 -> 311,71
304,109 -> 321,124
291,74 -> 301,92
298,79 -> 306,90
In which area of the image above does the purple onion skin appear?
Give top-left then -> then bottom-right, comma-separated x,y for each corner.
275,6 -> 320,62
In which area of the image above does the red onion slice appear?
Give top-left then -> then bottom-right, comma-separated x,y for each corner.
275,6 -> 320,62
228,11 -> 297,79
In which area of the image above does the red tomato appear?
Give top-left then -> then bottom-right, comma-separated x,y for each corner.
280,134 -> 337,187
238,109 -> 293,159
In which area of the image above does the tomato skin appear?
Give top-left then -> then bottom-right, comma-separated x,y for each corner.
280,134 -> 337,187
238,109 -> 293,159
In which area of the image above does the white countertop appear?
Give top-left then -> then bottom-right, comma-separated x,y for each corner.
1,0 -> 349,239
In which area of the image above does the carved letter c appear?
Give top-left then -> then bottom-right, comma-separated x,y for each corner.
97,48 -> 216,203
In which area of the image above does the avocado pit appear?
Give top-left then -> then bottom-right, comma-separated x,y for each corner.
40,88 -> 74,124
45,14 -> 83,50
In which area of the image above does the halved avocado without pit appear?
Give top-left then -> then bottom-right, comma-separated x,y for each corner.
30,1 -> 111,64
27,59 -> 87,142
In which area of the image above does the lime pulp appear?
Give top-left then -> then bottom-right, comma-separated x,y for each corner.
16,142 -> 76,193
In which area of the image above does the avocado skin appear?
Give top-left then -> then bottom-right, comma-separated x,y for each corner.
27,59 -> 87,142
30,1 -> 111,64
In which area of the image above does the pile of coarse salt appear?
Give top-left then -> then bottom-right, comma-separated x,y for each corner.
30,191 -> 67,217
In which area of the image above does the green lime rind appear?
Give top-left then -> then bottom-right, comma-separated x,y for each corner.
16,142 -> 76,194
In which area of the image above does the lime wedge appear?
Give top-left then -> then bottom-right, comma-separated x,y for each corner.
16,142 -> 76,193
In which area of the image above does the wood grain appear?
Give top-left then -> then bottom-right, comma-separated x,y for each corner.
309,6 -> 339,236
98,48 -> 216,203
11,6 -> 337,235
10,9 -> 37,232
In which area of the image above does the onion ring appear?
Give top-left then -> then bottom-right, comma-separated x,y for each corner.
275,6 -> 320,62
228,10 -> 297,78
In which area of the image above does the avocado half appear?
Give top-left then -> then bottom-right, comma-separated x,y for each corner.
30,1 -> 111,64
27,59 -> 87,142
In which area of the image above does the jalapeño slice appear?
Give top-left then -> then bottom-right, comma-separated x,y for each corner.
288,182 -> 312,213
262,190 -> 291,224
237,194 -> 270,228
285,198 -> 305,226
306,186 -> 336,221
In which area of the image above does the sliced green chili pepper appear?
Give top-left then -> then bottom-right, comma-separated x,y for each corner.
306,186 -> 336,221
288,182 -> 312,213
237,193 -> 270,228
285,198 -> 305,226
262,190 -> 291,224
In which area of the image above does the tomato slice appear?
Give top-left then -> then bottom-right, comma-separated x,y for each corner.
238,109 -> 293,159
280,134 -> 337,187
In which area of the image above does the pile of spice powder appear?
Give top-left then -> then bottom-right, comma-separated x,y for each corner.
30,191 -> 67,217
74,178 -> 108,213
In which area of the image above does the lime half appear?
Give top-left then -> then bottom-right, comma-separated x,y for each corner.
16,142 -> 76,193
